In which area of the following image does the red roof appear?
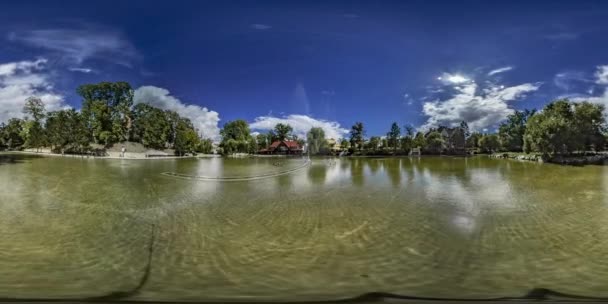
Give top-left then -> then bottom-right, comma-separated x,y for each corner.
267,140 -> 301,151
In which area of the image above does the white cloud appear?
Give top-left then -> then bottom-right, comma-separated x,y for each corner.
250,24 -> 272,30
0,58 -> 65,124
133,86 -> 221,140
9,27 -> 139,66
487,66 -> 513,76
595,65 -> 608,85
437,73 -> 470,84
421,82 -> 540,131
250,114 -> 348,140
68,67 -> 94,73
570,65 -> 608,111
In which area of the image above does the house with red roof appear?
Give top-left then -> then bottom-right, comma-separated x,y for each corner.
258,140 -> 303,155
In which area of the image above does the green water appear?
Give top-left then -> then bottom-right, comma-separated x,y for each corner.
1,153 -> 608,301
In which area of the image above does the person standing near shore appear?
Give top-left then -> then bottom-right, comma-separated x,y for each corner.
121,146 -> 126,158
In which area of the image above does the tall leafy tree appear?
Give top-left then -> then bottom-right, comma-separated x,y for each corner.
131,103 -> 170,149
78,82 -> 134,145
174,118 -> 200,156
366,136 -> 381,153
0,118 -> 25,150
387,122 -> 401,155
524,100 -> 581,155
349,122 -> 365,152
256,133 -> 269,149
306,127 -> 326,155
220,120 -> 251,154
22,97 -> 46,151
425,131 -> 444,154
274,123 -> 293,141
479,134 -> 501,153
498,109 -> 535,152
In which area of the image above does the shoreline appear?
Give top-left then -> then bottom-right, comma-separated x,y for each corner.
0,150 -> 212,160
491,152 -> 608,165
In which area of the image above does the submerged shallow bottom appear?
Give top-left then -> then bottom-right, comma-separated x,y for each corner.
1,153 -> 607,301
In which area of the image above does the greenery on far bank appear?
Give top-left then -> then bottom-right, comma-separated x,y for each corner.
217,99 -> 607,157
0,82 -> 214,156
2,80 -> 606,159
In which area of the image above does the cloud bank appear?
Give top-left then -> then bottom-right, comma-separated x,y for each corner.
0,58 -> 65,123
133,86 -> 221,140
421,82 -> 540,131
250,114 -> 349,140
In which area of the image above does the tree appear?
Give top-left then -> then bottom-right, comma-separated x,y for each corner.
479,134 -> 500,153
256,133 -> 269,149
22,97 -> 46,151
0,118 -> 25,150
247,137 -> 258,154
349,122 -> 365,152
572,102 -> 606,151
366,136 -> 381,153
387,122 -> 401,155
498,109 -> 535,152
220,120 -> 251,154
78,82 -> 134,145
196,138 -> 214,154
466,132 -> 483,150
131,103 -> 170,149
173,118 -> 200,156
523,100 -> 576,155
425,131 -> 444,154
412,131 -> 427,150
340,138 -> 350,150
45,109 -> 90,154
274,123 -> 293,141
524,100 -> 606,155
306,127 -> 326,155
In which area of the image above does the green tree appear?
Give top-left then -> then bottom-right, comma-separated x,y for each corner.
256,133 -> 269,149
349,122 -> 365,152
247,137 -> 258,154
524,100 -> 576,155
45,109 -> 89,154
0,118 -> 25,150
498,109 -> 535,152
425,131 -> 444,154
366,136 -> 381,153
174,118 -> 200,156
572,102 -> 606,151
306,127 -> 326,155
340,138 -> 350,150
196,138 -> 214,154
412,131 -> 427,150
274,123 -> 293,141
387,122 -> 401,155
479,134 -> 501,153
22,97 -> 46,151
220,120 -> 251,154
466,132 -> 483,150
131,103 -> 170,149
78,82 -> 134,145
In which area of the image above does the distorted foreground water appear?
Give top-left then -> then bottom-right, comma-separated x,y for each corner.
1,153 -> 608,301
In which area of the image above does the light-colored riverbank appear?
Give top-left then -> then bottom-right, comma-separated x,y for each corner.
2,150 -> 208,160
491,152 -> 608,165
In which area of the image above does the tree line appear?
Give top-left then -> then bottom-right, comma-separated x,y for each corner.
215,99 -> 606,157
3,90 -> 606,158
0,82 -> 214,155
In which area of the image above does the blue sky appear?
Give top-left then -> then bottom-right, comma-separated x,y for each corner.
1,0 -> 608,140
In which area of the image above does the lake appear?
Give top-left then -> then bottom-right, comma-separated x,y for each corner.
1,153 -> 608,301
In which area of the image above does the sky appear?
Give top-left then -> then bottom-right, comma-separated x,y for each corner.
1,0 -> 608,140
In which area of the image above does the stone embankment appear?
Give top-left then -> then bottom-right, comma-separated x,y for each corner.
491,152 -> 608,165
